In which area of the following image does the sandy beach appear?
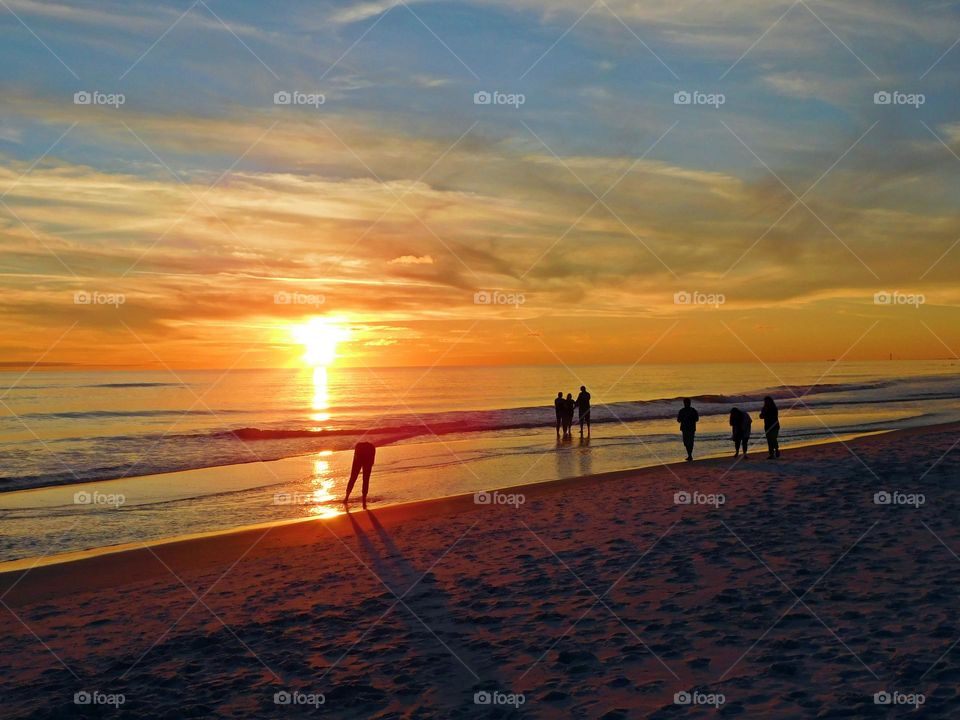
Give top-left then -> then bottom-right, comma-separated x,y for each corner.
2,423 -> 959,718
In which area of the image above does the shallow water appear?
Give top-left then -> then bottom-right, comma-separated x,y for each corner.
1,361 -> 959,561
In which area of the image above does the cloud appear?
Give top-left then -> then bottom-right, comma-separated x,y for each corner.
2,1 -> 960,365
0,126 -> 22,144
327,0 -> 406,25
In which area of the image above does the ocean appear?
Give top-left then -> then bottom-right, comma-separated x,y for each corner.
2,361 -> 958,563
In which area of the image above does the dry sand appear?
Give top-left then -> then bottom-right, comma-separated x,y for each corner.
2,423 -> 959,718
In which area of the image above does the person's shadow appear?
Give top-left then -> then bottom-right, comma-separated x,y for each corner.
344,511 -> 492,705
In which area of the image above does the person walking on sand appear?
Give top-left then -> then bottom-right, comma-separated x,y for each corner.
344,441 -> 376,509
554,392 -> 564,437
677,398 -> 699,462
760,396 -> 781,459
575,385 -> 591,436
729,407 -> 752,457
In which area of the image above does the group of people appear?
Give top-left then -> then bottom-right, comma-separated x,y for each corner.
347,391 -> 784,510
678,395 -> 781,461
554,386 -> 591,437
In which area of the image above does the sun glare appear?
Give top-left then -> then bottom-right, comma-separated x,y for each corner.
292,318 -> 350,367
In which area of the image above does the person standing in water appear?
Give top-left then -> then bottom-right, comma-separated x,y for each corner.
729,407 -> 752,457
759,396 -> 781,459
344,441 -> 376,509
575,385 -> 591,436
563,393 -> 576,437
554,392 -> 564,437
676,398 -> 700,461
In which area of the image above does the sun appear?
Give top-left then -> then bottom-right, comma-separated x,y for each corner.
291,318 -> 350,367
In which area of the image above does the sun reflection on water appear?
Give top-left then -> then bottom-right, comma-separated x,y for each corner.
307,451 -> 342,518
311,366 -> 330,423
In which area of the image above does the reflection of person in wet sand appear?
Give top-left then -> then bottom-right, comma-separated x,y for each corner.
344,441 -> 376,509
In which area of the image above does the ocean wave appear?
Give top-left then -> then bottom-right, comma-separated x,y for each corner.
0,375 -> 952,491
16,409 -> 243,420
225,380 -> 900,442
85,382 -> 187,389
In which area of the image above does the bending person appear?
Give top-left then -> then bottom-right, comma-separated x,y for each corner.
344,441 -> 377,509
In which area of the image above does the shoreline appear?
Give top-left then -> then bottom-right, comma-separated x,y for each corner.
0,423 -> 928,604
4,420 -> 960,717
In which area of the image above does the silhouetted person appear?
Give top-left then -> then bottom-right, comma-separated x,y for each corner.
760,396 -> 780,459
554,392 -> 564,436
563,393 -> 575,436
729,407 -> 752,457
677,398 -> 699,461
575,385 -> 591,436
344,441 -> 376,509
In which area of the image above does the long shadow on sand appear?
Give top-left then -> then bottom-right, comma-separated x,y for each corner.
342,510 -> 496,711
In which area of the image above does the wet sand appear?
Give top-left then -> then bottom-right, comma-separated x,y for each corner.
2,423 -> 959,717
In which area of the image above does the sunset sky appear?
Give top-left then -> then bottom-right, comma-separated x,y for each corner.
1,0 -> 959,368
